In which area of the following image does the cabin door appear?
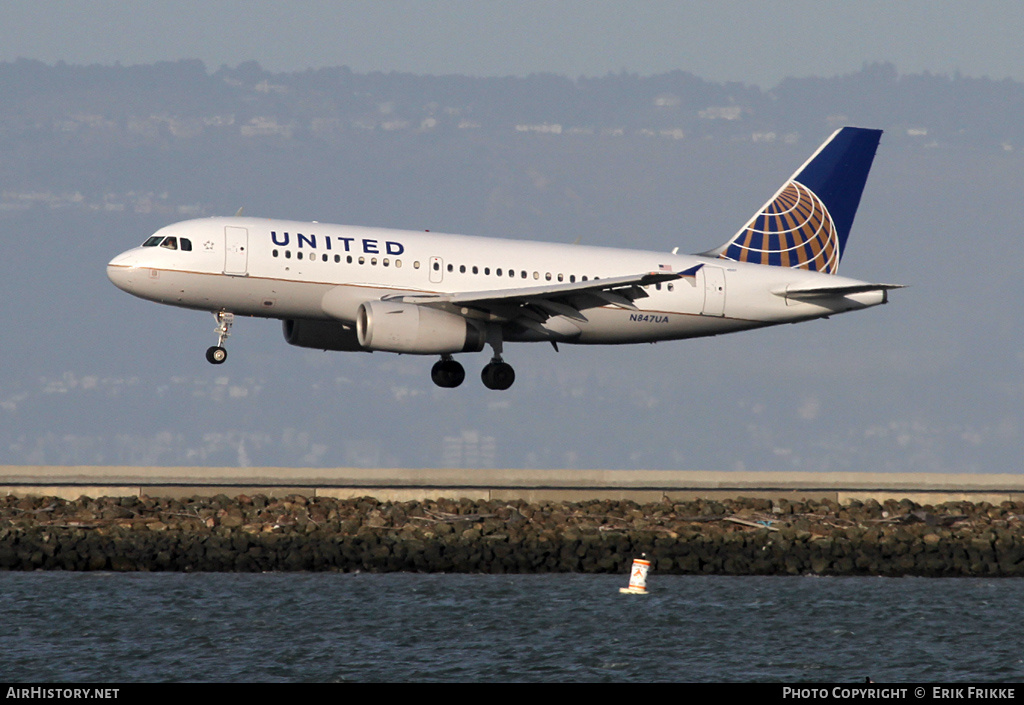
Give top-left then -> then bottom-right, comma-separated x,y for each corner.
701,266 -> 726,316
224,226 -> 249,276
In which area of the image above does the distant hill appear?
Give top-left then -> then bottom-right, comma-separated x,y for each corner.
2,58 -> 1021,150
2,58 -> 1020,223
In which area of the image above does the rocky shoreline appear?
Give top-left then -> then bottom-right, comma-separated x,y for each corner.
1,493 -> 1023,576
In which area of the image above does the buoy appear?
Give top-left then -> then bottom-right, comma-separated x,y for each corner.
619,555 -> 651,594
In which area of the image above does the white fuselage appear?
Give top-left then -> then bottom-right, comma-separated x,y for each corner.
107,216 -> 887,346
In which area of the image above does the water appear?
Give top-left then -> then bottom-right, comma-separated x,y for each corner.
1,573 -> 1022,682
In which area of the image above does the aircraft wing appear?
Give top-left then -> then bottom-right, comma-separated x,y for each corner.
383,264 -> 704,325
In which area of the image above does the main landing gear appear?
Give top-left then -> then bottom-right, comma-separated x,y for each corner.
432,327 -> 515,390
481,359 -> 515,390
430,356 -> 515,390
431,355 -> 466,388
481,326 -> 514,390
205,311 -> 233,365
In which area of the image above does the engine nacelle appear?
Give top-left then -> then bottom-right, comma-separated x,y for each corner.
356,301 -> 485,354
282,319 -> 363,351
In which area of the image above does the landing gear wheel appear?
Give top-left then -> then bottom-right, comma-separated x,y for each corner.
431,359 -> 465,388
481,361 -> 515,390
206,346 -> 227,365
206,312 -> 234,365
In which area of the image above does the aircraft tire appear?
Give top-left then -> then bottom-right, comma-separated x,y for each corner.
431,359 -> 465,388
481,361 -> 515,390
206,346 -> 227,365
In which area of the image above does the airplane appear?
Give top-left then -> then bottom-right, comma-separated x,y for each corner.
107,126 -> 900,391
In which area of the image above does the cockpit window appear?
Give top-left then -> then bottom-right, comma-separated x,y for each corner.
142,235 -> 192,251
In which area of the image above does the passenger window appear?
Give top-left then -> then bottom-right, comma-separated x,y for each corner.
496,268 -> 502,276
433,262 -> 440,271
414,261 -> 421,269
396,260 -> 402,268
667,283 -> 674,292
558,273 -> 563,282
359,256 -> 365,265
180,238 -> 192,252
545,272 -> 551,281
460,265 -> 466,273
570,275 -> 575,282
273,250 -> 279,258
383,258 -> 389,267
335,255 -> 341,263
485,267 -> 490,275
297,252 -> 303,260
472,266 -> 478,274
371,257 -> 377,266
322,254 -> 328,262
521,271 -> 527,279
285,251 -> 292,259
533,272 -> 539,280
447,264 -> 453,272
160,237 -> 177,250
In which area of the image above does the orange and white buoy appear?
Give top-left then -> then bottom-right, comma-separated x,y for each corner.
619,555 -> 651,594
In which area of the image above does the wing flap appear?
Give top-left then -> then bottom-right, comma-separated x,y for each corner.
530,298 -> 589,322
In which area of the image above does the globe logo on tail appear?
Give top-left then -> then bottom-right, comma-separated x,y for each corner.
719,180 -> 840,274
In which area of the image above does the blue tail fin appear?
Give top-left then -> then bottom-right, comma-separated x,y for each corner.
706,127 -> 882,274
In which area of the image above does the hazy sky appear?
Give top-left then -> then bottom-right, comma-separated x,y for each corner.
2,1 -> 1022,86
3,2 -> 1024,474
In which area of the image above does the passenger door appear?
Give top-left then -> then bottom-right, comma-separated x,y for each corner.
224,226 -> 248,276
701,266 -> 726,316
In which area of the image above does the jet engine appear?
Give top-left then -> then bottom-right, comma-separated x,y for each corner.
282,319 -> 363,351
356,301 -> 485,354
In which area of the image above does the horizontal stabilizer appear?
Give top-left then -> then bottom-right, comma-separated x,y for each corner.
777,283 -> 904,300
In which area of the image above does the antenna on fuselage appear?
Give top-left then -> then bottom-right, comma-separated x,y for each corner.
234,207 -> 244,217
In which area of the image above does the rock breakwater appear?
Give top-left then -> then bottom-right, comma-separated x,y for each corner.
2,493 -> 1023,576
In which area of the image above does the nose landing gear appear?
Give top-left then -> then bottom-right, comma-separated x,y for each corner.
205,346 -> 227,364
205,311 -> 233,365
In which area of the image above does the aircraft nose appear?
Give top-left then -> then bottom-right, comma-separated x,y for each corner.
106,251 -> 139,292
106,263 -> 133,292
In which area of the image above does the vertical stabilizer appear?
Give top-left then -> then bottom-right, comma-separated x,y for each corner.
705,127 -> 882,274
